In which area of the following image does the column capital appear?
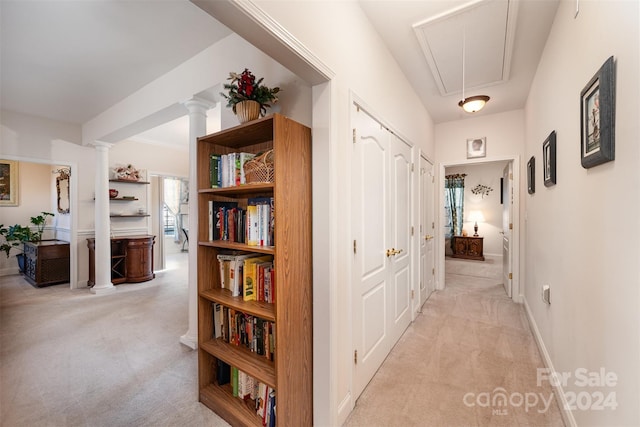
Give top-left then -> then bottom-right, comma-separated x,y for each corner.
182,97 -> 215,114
91,141 -> 113,150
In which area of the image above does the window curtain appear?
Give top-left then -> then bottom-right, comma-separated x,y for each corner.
445,174 -> 466,238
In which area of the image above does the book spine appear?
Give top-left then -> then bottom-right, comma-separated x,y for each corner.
208,200 -> 213,241
210,154 -> 220,188
243,259 -> 256,301
213,303 -> 222,339
232,366 -> 238,397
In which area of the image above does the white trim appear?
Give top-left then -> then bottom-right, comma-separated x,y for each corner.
229,0 -> 335,82
0,155 -> 79,289
523,298 -> 577,427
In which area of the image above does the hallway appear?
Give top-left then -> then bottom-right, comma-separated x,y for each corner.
344,259 -> 565,426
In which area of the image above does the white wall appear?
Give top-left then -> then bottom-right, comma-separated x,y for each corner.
523,1 -> 639,426
250,2 -> 435,425
436,109 -> 525,162
447,161 -> 508,256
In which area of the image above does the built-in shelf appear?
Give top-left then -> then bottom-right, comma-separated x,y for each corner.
109,179 -> 150,184
110,197 -> 139,201
110,214 -> 150,218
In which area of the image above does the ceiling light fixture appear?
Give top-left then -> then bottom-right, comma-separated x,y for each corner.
459,29 -> 490,113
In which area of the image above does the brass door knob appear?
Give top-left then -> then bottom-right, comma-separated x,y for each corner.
424,235 -> 434,240
386,248 -> 403,257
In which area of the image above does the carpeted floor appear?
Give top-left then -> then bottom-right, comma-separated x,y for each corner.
2,253 -> 564,426
0,252 -> 229,427
344,258 -> 565,427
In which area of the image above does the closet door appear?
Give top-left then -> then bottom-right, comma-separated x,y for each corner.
351,106 -> 412,400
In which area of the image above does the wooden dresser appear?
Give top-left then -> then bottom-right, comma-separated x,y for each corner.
452,236 -> 485,261
23,240 -> 70,287
87,235 -> 155,286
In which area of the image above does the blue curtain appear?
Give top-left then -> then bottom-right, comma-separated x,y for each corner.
445,174 -> 466,238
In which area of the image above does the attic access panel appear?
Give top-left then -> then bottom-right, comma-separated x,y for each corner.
413,0 -> 519,96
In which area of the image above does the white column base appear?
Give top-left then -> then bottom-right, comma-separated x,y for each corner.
90,284 -> 116,295
179,333 -> 198,350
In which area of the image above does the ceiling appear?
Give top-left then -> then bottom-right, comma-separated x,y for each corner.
0,0 -> 559,147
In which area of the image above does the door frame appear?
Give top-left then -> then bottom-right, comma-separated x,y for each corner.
1,155 -> 79,289
437,156 -> 521,302
415,152 -> 435,315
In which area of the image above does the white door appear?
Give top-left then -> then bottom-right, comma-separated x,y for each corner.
502,163 -> 513,297
352,107 -> 412,399
419,155 -> 435,310
388,133 -> 412,345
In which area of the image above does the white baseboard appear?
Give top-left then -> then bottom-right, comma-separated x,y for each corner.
523,297 -> 576,427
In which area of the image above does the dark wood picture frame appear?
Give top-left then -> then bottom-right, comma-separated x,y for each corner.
580,56 -> 615,168
543,131 -> 557,187
0,159 -> 19,206
527,156 -> 535,194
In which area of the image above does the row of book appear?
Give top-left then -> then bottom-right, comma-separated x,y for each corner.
216,360 -> 276,427
213,303 -> 275,360
217,252 -> 275,303
210,152 -> 256,188
208,198 -> 274,247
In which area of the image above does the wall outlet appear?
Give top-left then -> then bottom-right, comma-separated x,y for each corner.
542,285 -> 551,305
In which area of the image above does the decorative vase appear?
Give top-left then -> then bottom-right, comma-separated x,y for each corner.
235,100 -> 261,123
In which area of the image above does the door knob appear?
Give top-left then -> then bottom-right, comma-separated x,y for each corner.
424,235 -> 433,240
386,248 -> 403,257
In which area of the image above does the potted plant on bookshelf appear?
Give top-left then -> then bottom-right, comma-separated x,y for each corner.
0,212 -> 54,271
220,68 -> 280,123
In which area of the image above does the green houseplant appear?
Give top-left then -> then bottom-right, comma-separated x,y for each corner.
0,212 -> 55,264
220,68 -> 280,122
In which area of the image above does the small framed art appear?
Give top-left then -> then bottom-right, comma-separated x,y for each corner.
466,137 -> 486,159
527,156 -> 535,194
580,56 -> 615,168
0,160 -> 19,206
543,131 -> 556,187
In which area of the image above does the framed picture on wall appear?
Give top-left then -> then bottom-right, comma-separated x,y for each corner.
527,156 -> 535,194
0,160 -> 19,206
466,137 -> 486,159
543,131 -> 557,187
580,56 -> 615,168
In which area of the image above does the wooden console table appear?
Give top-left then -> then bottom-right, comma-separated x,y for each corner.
452,236 -> 485,261
87,235 -> 155,286
23,240 -> 70,287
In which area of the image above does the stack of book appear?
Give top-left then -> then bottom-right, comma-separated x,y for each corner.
210,152 -> 256,188
216,252 -> 275,302
212,303 -> 276,360
215,361 -> 276,426
246,197 -> 274,247
208,197 -> 274,247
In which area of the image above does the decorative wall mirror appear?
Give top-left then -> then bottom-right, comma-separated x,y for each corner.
56,169 -> 70,214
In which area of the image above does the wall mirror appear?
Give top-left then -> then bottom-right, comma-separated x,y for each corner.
56,169 -> 70,214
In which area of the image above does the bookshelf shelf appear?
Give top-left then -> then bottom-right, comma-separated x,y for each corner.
197,114 -> 312,427
200,288 -> 275,321
199,182 -> 274,196
201,339 -> 276,388
200,384 -> 264,427
198,240 -> 274,255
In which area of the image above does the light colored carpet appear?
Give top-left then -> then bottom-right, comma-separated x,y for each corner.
0,252 -> 229,427
344,260 -> 565,427
2,252 -> 564,427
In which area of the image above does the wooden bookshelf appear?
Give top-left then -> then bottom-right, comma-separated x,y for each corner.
197,114 -> 312,426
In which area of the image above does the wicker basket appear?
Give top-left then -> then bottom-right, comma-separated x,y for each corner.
244,150 -> 274,183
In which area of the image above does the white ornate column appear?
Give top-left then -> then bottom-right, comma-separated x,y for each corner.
91,141 -> 116,295
180,98 -> 213,349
